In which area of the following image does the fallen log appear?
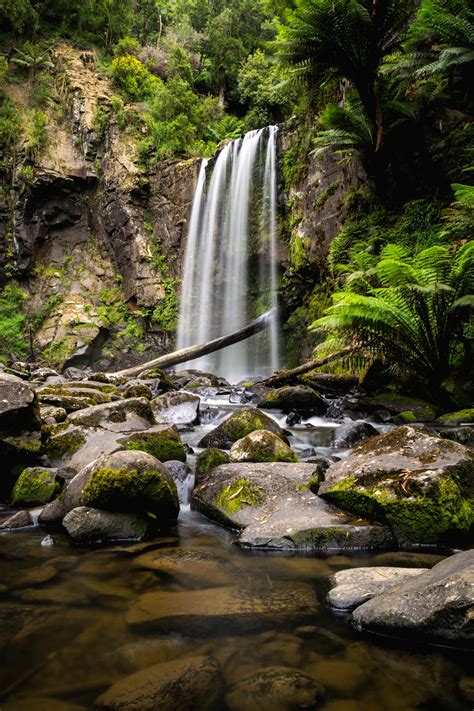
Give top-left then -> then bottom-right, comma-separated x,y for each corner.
107,309 -> 276,380
256,347 -> 353,388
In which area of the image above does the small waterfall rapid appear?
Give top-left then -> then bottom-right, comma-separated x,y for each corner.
177,126 -> 281,382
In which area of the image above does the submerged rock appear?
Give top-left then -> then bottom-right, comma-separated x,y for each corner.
327,566 -> 427,611
319,425 -> 474,545
192,463 -> 393,551
63,506 -> 148,543
229,430 -> 298,463
199,409 -> 286,449
225,667 -> 324,711
352,549 -> 474,647
95,655 -> 223,711
258,385 -> 327,414
151,391 -> 200,426
126,582 -> 318,633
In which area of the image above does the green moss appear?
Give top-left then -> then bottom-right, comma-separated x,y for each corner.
221,409 -> 283,443
215,478 -> 264,514
124,384 -> 152,400
196,448 -> 229,476
46,428 -> 86,459
393,411 -> 417,424
0,433 -> 42,456
124,432 -> 185,462
82,466 -> 179,518
437,409 -> 474,426
232,431 -> 298,463
11,468 -> 61,507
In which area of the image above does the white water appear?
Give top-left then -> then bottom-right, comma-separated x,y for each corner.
176,126 -> 281,382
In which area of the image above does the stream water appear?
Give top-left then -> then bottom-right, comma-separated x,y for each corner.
0,396 -> 472,710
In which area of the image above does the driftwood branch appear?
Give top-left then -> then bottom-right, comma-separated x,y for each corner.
108,309 -> 276,380
256,347 -> 352,388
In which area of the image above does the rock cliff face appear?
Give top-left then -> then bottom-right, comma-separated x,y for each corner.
1,44 -> 198,371
1,45 -> 366,371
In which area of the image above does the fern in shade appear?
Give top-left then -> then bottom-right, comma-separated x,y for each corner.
312,242 -> 474,395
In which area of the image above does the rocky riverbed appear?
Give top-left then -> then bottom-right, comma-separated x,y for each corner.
0,363 -> 473,709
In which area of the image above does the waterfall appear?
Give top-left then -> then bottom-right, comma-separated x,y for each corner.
176,126 -> 281,383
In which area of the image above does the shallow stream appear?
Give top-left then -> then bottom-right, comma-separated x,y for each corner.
0,395 -> 472,710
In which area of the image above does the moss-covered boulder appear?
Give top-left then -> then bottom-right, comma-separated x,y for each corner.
357,393 -> 439,422
66,397 -> 154,432
230,430 -> 299,464
123,383 -> 153,400
195,448 -> 230,481
11,467 -> 62,507
436,409 -> 474,426
36,386 -> 113,412
258,385 -> 327,414
137,368 -> 177,392
39,404 -> 68,424
81,450 -> 179,521
119,425 -> 186,462
319,426 -> 474,545
199,409 -> 286,449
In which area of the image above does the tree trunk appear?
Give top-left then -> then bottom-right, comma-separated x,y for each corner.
107,309 -> 276,380
256,347 -> 352,388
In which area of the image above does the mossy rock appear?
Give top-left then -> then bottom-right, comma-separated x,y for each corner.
138,368 -> 177,391
357,393 -> 439,422
195,448 -> 230,478
46,426 -> 87,461
81,450 -> 179,520
66,397 -> 154,430
215,478 -> 265,515
230,430 -> 299,464
123,384 -> 153,400
121,426 -> 186,462
320,426 -> 474,545
258,385 -> 327,414
393,411 -> 417,424
199,409 -> 286,449
436,409 -> 474,426
11,467 -> 62,507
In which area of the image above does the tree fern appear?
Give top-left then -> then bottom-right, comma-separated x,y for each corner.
312,243 -> 474,395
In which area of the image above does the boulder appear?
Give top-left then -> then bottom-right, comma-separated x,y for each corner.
126,582 -> 317,633
123,383 -> 153,400
66,397 -> 154,432
225,667 -> 324,711
0,510 -> 34,529
45,423 -> 121,473
230,430 -> 298,463
436,409 -> 474,426
80,450 -> 179,521
327,566 -> 427,611
39,404 -> 67,423
352,550 -> 474,647
0,372 -> 39,433
36,387 -> 113,411
151,391 -> 200,426
199,409 -> 286,449
11,467 -> 62,507
95,656 -> 223,711
333,422 -> 378,449
258,385 -> 327,414
192,463 -> 393,551
356,393 -> 439,421
319,426 -> 474,545
119,425 -> 186,462
195,448 -> 230,482
63,506 -> 148,543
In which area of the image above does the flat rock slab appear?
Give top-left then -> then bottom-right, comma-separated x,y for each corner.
132,548 -> 235,588
193,463 -> 393,551
126,582 -> 318,634
95,655 -> 223,711
352,549 -> 474,647
327,566 -> 428,611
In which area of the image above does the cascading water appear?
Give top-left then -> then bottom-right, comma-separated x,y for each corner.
177,125 -> 281,382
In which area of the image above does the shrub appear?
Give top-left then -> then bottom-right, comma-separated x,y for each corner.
111,54 -> 155,100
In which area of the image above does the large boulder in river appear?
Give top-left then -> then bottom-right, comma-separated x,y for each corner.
151,391 -> 200,426
327,566 -> 428,611
118,425 -> 186,462
352,549 -> 474,647
40,450 -> 179,527
63,506 -> 148,543
195,448 -> 230,483
258,385 -> 327,414
192,462 -> 393,551
11,467 -> 62,507
95,655 -> 223,711
230,430 -> 298,463
0,372 -> 39,433
199,409 -> 286,449
319,425 -> 474,545
333,421 -> 378,448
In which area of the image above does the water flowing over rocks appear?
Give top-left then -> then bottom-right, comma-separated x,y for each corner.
151,391 -> 200,426
192,462 -> 394,550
